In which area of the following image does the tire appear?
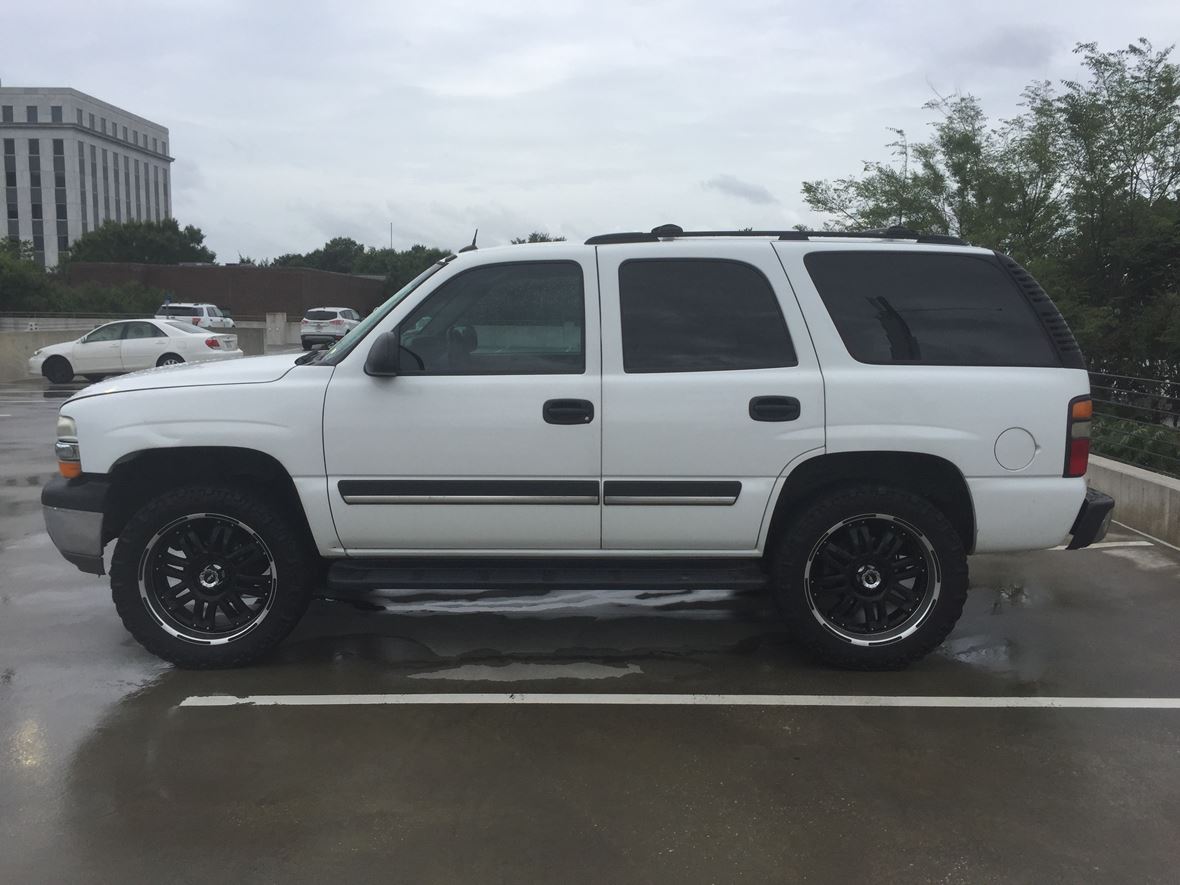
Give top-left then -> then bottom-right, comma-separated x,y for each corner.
110,485 -> 316,668
43,356 -> 74,384
156,353 -> 184,367
83,374 -> 105,383
768,484 -> 969,670
301,338 -> 311,351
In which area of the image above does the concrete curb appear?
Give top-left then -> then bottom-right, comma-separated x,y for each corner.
1088,455 -> 1180,549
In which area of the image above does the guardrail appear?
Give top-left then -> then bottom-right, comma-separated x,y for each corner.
1090,371 -> 1180,479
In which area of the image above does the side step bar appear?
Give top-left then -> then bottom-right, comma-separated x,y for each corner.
325,557 -> 770,594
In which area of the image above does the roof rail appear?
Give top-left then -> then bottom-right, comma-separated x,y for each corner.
584,224 -> 966,247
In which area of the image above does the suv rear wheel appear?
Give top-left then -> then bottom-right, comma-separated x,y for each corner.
769,485 -> 968,670
110,485 -> 315,668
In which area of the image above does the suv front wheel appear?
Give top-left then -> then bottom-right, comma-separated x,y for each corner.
769,485 -> 969,670
110,485 -> 315,668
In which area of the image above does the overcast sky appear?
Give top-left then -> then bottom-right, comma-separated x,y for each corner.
5,0 -> 1179,260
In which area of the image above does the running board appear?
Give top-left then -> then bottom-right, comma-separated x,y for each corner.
325,557 -> 770,594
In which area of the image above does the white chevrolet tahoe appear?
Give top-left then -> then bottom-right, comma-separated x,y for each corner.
42,225 -> 1114,670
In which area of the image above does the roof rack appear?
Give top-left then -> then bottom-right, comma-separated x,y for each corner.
584,224 -> 966,247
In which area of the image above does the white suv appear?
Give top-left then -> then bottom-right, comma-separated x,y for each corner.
42,225 -> 1114,670
155,302 -> 235,330
301,307 -> 361,350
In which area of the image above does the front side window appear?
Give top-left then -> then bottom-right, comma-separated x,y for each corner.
619,259 -> 797,373
83,323 -> 125,343
399,261 -> 585,375
803,251 -> 1060,367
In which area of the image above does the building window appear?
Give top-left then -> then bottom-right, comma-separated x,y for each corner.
153,165 -> 160,221
100,117 -> 107,134
89,113 -> 95,129
90,145 -> 98,227
102,149 -> 110,221
78,143 -> 88,233
132,129 -> 138,145
51,106 -> 63,123
134,159 -> 141,220
26,106 -> 39,123
162,167 -> 170,216
124,155 -> 130,218
1,106 -> 12,123
113,151 -> 121,222
152,137 -> 158,152
122,125 -> 128,140
3,138 -> 16,240
76,108 -> 83,125
162,141 -> 168,155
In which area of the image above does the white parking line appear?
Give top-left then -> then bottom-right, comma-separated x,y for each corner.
1050,540 -> 1154,550
1112,520 -> 1180,554
180,693 -> 1180,709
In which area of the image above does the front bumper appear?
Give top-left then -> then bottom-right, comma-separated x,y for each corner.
1066,488 -> 1116,550
41,474 -> 111,575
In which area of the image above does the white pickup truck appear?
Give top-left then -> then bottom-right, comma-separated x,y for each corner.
42,225 -> 1114,670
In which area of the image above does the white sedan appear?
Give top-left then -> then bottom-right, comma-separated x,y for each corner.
29,319 -> 243,384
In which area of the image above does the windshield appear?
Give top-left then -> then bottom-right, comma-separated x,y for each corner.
317,262 -> 448,364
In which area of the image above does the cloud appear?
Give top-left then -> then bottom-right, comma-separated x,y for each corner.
702,175 -> 779,205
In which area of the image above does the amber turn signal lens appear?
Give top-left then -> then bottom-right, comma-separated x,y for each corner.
58,460 -> 82,479
1071,399 -> 1093,420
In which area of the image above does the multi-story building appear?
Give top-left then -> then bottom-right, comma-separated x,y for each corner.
0,86 -> 173,268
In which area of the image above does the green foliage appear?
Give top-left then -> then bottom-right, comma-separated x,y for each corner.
273,239 -> 451,294
0,248 -> 165,314
510,232 -> 566,244
1093,415 -> 1180,478
68,218 -> 216,265
801,38 -> 1180,383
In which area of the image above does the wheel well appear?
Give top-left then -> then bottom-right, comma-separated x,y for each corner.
766,452 -> 976,553
102,447 -> 313,547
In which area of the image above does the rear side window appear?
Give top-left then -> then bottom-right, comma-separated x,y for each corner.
305,309 -> 337,320
804,251 -> 1059,366
619,259 -> 796,373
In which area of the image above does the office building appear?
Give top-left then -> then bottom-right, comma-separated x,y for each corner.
1,86 -> 173,268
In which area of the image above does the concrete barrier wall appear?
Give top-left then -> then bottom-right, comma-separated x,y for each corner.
1088,455 -> 1180,548
0,329 -> 89,382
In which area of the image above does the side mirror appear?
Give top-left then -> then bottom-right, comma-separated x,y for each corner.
364,330 -> 401,377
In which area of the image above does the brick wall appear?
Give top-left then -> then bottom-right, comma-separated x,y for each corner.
67,262 -> 387,319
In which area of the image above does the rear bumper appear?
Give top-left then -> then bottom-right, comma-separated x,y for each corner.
1066,488 -> 1116,550
41,474 -> 111,575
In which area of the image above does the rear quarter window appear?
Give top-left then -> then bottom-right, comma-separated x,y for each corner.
804,251 -> 1060,367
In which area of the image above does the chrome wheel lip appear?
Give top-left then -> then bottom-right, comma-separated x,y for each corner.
137,512 -> 278,646
803,512 -> 942,647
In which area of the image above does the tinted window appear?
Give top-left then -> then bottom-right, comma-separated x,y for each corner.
399,262 -> 584,375
157,305 -> 199,316
306,309 -> 337,320
619,259 -> 796,373
83,324 -> 125,342
123,321 -> 165,339
804,251 -> 1059,367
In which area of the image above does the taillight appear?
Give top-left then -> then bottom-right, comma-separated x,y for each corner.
205,337 -> 221,349
1064,396 -> 1092,477
330,318 -> 343,326
191,317 -> 199,325
301,318 -> 309,325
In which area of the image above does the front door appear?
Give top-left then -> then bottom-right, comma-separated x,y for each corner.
72,322 -> 126,373
596,241 -> 825,551
323,255 -> 602,552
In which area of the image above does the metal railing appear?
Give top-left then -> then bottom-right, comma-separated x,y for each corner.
1089,371 -> 1180,479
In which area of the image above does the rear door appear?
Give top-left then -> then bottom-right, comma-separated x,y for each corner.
119,321 -> 169,370
597,241 -> 824,551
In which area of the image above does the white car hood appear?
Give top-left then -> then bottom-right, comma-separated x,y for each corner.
68,354 -> 305,402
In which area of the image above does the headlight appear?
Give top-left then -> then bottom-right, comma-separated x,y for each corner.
55,416 -> 81,478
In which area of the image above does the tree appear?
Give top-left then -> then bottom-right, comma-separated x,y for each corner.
68,219 -> 216,265
800,39 -> 1180,381
511,232 -> 566,243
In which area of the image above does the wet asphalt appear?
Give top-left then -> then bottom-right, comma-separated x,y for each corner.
2,380 -> 1180,884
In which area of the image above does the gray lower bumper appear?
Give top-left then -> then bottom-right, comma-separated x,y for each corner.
43,505 -> 106,575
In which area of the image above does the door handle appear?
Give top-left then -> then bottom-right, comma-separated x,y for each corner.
749,396 -> 801,422
543,399 -> 595,425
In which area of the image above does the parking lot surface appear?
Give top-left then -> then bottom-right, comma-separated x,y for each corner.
3,379 -> 1179,883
